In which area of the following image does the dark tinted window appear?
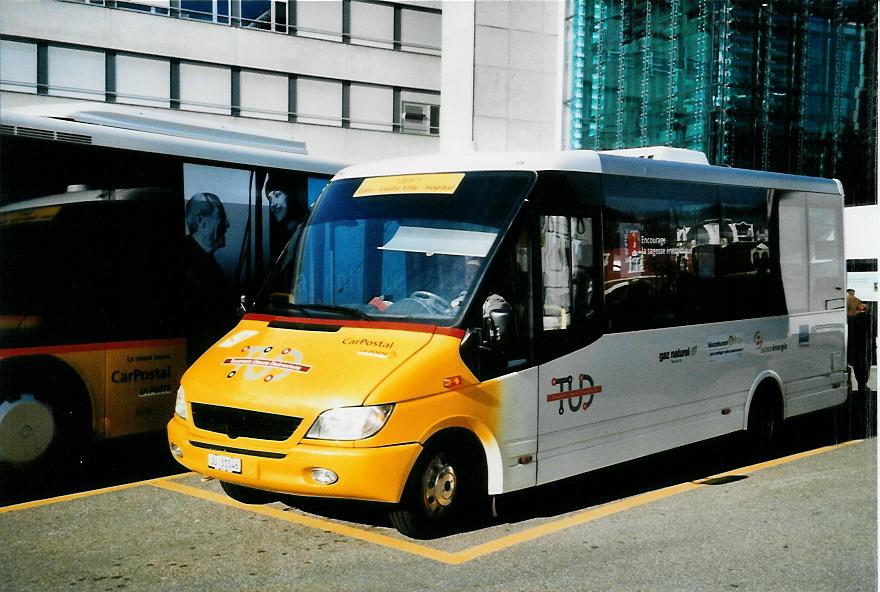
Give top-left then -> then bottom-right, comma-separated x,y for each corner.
602,176 -> 784,333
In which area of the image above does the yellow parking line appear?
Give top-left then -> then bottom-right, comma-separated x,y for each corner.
150,479 -> 459,564
454,440 -> 864,564
151,440 -> 863,565
0,472 -> 194,514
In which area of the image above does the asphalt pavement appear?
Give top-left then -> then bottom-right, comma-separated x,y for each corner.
1,409 -> 876,592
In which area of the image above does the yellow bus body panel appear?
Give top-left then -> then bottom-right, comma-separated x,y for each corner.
168,319 -> 504,503
0,339 -> 186,440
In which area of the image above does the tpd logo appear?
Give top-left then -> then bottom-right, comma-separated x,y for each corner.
546,373 -> 603,416
222,345 -> 311,383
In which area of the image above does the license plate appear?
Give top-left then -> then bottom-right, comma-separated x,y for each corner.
207,453 -> 242,474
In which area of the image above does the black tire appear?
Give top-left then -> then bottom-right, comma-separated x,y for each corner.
746,392 -> 781,454
389,440 -> 486,539
220,480 -> 277,504
0,363 -> 89,473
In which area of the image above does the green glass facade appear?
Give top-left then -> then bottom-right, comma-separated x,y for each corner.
566,0 -> 878,206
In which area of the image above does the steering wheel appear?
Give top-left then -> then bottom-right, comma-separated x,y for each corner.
409,291 -> 453,316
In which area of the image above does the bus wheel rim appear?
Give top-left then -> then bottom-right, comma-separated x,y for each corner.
0,395 -> 56,464
423,454 -> 456,513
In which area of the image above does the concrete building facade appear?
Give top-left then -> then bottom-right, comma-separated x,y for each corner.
0,0 -> 443,162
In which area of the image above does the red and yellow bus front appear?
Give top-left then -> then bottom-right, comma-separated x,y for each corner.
167,315 -> 486,503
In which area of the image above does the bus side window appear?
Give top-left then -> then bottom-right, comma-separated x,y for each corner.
539,214 -> 601,359
541,215 -> 571,331
541,215 -> 597,331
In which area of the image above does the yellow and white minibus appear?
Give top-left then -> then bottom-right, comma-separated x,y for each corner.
168,147 -> 847,538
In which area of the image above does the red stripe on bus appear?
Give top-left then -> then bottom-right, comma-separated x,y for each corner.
546,385 -> 603,402
0,338 -> 187,358
435,327 -> 466,339
243,313 -> 465,338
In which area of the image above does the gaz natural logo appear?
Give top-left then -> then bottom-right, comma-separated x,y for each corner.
658,345 -> 698,363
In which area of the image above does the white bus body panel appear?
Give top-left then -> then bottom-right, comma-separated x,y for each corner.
535,311 -> 846,486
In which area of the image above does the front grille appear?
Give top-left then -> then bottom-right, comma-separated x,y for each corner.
191,402 -> 302,441
189,440 -> 286,459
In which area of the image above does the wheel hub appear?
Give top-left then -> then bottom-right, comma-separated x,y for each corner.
0,395 -> 55,464
423,455 -> 457,513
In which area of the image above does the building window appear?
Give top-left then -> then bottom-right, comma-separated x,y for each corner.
400,90 -> 440,135
115,54 -> 171,108
0,39 -> 38,94
349,83 -> 393,131
180,0 -> 230,23
349,1 -> 393,49
399,7 -> 441,54
2,34 -> 439,134
47,46 -> 105,100
296,0 -> 342,41
178,62 -> 231,114
116,0 -> 170,14
238,70 -> 288,120
238,0 -> 290,31
297,77 -> 342,126
62,0 -> 441,55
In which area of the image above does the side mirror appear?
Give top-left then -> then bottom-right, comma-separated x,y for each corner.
487,309 -> 515,353
482,293 -> 515,353
237,294 -> 248,318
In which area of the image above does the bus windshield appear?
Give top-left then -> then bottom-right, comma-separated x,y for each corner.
254,171 -> 535,324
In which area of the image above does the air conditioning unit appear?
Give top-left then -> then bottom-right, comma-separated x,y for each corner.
401,101 -> 430,133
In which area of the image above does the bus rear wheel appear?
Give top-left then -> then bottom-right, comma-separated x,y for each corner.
389,441 -> 484,539
0,393 -> 55,465
0,365 -> 88,475
746,392 -> 782,454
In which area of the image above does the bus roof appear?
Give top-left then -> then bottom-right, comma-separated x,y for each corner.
0,103 -> 348,175
334,148 -> 843,195
0,187 -> 176,214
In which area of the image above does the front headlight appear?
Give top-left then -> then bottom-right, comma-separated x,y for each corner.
305,404 -> 393,440
174,385 -> 187,420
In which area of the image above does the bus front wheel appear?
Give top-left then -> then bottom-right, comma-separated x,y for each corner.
389,439 -> 485,539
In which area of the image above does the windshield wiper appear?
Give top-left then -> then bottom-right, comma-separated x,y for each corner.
277,302 -> 371,321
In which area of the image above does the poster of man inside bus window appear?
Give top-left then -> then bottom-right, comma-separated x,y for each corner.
181,163 -> 313,360
182,163 -> 257,360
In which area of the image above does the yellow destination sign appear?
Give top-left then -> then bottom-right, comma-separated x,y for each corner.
354,173 -> 465,197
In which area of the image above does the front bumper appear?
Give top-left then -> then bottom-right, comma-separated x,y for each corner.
167,417 -> 421,503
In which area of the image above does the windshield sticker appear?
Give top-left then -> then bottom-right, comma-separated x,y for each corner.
546,373 -> 603,416
223,345 -> 311,382
0,206 -> 61,226
353,173 -> 465,197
